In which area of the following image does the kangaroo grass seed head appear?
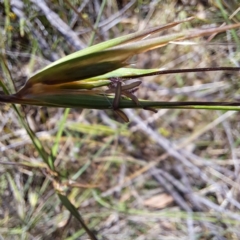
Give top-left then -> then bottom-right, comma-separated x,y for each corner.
1,18 -> 240,121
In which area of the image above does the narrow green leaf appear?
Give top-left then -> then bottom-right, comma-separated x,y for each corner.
57,193 -> 98,240
6,91 -> 240,112
22,21 -> 240,90
66,122 -> 129,136
52,68 -> 160,90
23,18 -> 194,86
30,17 -> 193,79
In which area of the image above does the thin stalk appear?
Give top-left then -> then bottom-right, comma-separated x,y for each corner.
119,67 -> 240,80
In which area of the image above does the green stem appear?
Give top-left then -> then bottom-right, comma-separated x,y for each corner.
89,0 -> 107,46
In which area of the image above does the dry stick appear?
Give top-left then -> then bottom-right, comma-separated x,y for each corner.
101,0 -> 136,32
150,169 -> 192,211
221,117 -> 240,211
155,167 -> 203,211
65,0 -> 103,41
151,170 -> 195,240
196,194 -> 240,222
32,0 -> 85,50
151,167 -> 203,211
176,139 -> 240,209
221,116 -> 239,177
69,0 -> 89,28
69,0 -> 136,34
10,0 -> 58,61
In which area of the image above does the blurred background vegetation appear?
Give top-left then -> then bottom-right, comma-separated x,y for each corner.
1,0 -> 240,239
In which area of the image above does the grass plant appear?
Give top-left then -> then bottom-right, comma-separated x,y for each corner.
1,1 -> 240,239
